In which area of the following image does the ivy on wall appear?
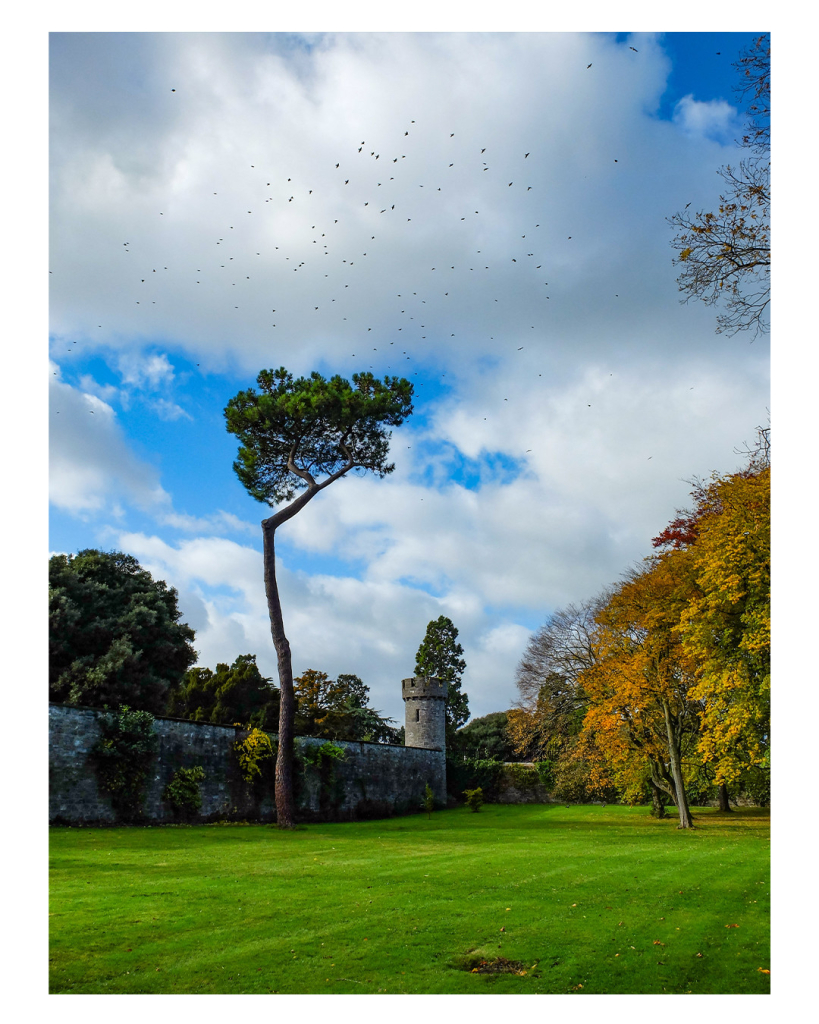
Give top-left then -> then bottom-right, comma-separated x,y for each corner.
300,741 -> 347,813
89,705 -> 157,822
163,765 -> 206,820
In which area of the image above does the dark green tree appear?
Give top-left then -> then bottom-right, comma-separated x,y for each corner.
166,654 -> 279,731
224,368 -> 413,827
414,615 -> 469,735
452,711 -> 516,761
49,550 -> 197,715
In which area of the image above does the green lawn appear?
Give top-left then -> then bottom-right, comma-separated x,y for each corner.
49,803 -> 770,994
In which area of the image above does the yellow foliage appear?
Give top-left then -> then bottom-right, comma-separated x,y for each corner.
233,727 -> 274,783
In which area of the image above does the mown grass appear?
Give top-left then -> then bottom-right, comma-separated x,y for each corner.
49,803 -> 770,994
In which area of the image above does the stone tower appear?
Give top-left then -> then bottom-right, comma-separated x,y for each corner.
402,676 -> 448,751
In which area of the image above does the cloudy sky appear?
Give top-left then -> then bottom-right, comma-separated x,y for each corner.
48,28 -> 770,725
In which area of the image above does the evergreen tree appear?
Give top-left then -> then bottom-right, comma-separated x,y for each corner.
49,549 -> 196,715
414,615 -> 469,735
224,367 -> 413,827
166,654 -> 279,731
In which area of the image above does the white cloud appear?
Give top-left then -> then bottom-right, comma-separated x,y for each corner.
157,508 -> 257,535
673,94 -> 739,142
49,366 -> 170,513
48,32 -> 734,373
151,397 -> 192,421
49,368 -> 248,533
112,529 -> 533,721
269,348 -> 767,612
77,374 -> 121,404
116,351 -> 175,390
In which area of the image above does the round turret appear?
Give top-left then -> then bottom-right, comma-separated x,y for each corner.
402,676 -> 448,751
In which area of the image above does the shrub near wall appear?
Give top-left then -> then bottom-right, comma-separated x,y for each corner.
446,756 -> 505,801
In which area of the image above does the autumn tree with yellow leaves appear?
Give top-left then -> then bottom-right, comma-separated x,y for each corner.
579,552 -> 702,827
512,434 -> 770,822
671,465 -> 770,797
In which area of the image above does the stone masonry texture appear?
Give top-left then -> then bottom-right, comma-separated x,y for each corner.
402,676 -> 448,751
49,704 -> 446,825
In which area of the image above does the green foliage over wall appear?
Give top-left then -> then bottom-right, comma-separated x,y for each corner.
167,654 -> 279,731
50,550 -> 197,715
451,711 -> 516,761
163,766 -> 206,820
446,756 -> 505,800
89,705 -> 157,821
300,742 -> 347,813
293,670 -> 398,743
503,763 -> 540,790
534,760 -> 554,790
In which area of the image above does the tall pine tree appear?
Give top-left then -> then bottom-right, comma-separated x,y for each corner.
414,615 -> 469,736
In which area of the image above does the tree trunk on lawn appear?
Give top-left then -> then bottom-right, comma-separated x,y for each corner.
647,755 -> 677,807
717,782 -> 732,812
649,779 -> 668,818
263,518 -> 296,829
662,698 -> 694,829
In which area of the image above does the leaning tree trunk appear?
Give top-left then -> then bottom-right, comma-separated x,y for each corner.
662,698 -> 694,829
262,518 -> 296,829
717,782 -> 732,812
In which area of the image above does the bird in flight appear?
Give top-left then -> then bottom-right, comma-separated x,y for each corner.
587,63 -> 592,68
630,46 -> 638,52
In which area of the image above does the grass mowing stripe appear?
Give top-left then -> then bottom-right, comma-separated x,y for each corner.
50,804 -> 769,994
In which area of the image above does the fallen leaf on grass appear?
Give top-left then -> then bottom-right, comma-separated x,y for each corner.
653,941 -> 665,947
725,924 -> 740,928
758,968 -> 770,974
695,953 -> 703,958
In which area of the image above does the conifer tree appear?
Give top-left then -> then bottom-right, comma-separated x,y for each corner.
414,615 -> 469,735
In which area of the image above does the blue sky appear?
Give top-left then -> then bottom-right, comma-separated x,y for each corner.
49,29 -> 769,723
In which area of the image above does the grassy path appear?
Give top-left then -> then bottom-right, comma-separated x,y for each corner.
49,804 -> 770,994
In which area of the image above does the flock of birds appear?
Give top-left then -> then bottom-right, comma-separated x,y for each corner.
51,45 -> 688,462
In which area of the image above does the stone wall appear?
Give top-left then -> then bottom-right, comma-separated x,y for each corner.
49,703 -> 445,825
